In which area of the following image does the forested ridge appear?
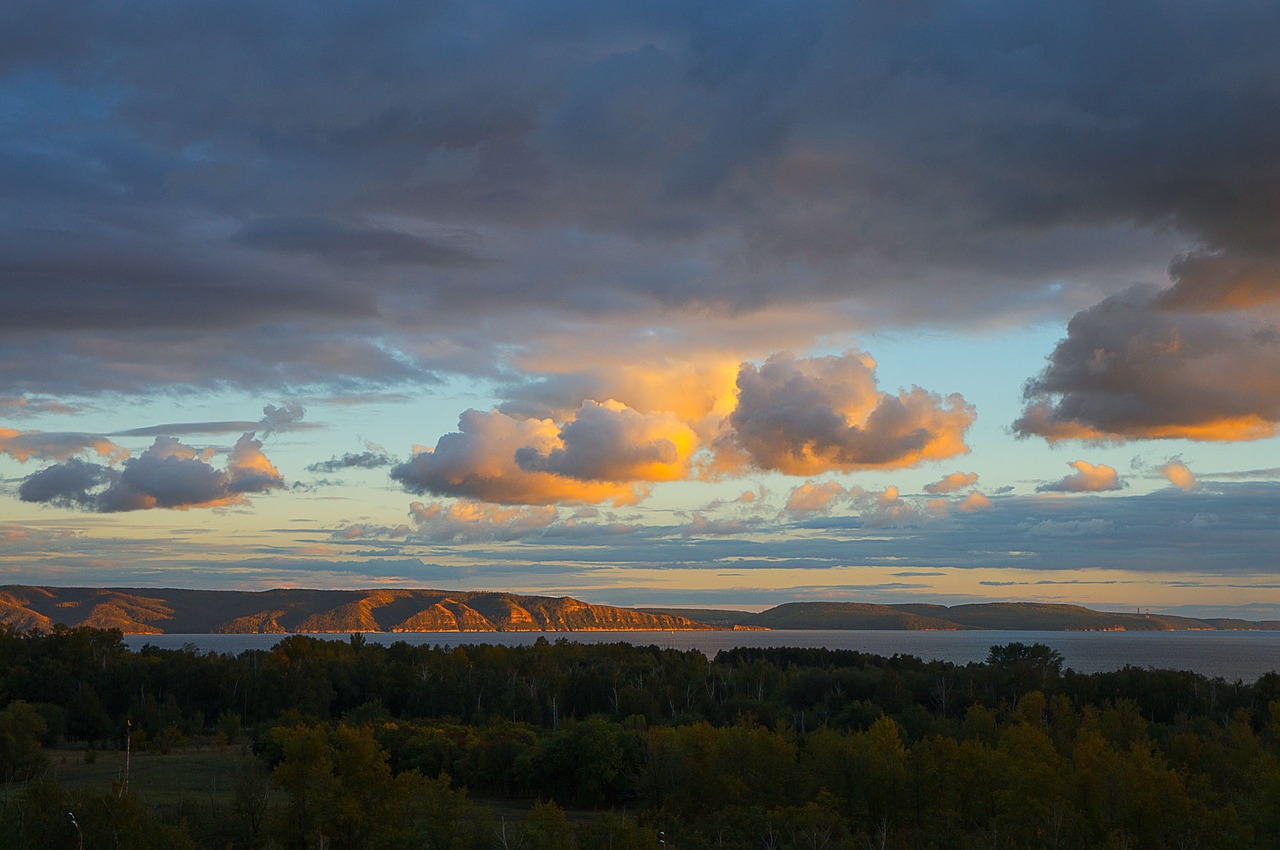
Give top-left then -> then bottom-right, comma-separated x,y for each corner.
2,626 -> 1279,849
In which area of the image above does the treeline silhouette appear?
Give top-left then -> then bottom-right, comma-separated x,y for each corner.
1,625 -> 1278,848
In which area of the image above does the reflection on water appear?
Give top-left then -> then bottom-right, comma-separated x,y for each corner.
124,629 -> 1280,682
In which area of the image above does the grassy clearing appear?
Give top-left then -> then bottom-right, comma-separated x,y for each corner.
16,739 -> 603,826
34,739 -> 260,807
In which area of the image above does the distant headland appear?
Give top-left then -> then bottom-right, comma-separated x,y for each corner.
1,586 -> 1276,635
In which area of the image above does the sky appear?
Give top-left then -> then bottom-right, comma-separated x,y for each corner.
3,1 -> 1280,618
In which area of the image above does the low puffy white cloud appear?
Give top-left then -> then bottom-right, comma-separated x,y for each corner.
725,352 -> 974,475
1037,461 -> 1125,494
925,471 -> 979,494
17,434 -> 284,512
1158,459 -> 1199,492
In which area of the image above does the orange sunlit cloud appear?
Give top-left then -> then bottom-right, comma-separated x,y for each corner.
0,428 -> 129,463
1038,460 -> 1124,493
925,471 -> 979,494
515,400 -> 699,483
409,500 -> 560,542
1158,459 -> 1199,492
396,348 -> 974,506
784,480 -> 848,518
957,491 -> 994,512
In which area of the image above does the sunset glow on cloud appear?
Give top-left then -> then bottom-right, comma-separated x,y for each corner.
1037,461 -> 1125,494
1158,459 -> 1199,493
725,352 -> 975,475
3,0 -> 1280,616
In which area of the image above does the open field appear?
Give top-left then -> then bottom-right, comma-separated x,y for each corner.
28,740 -> 261,807
18,740 -> 595,826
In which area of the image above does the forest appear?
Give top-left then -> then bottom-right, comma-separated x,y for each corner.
1,625 -> 1279,849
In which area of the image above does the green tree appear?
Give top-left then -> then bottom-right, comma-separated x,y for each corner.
0,700 -> 48,781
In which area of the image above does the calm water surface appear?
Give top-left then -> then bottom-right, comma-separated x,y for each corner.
124,629 -> 1280,682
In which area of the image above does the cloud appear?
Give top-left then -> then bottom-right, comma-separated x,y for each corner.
1157,252 -> 1280,313
925,471 -> 979,495
1016,279 -> 1280,443
113,421 -> 262,438
500,360 -> 741,427
1203,467 -> 1280,481
783,480 -> 925,527
10,4 -> 1280,397
226,433 -> 286,493
395,356 -> 974,513
784,481 -> 849,519
390,408 -> 648,506
17,434 -> 283,511
1024,519 -> 1114,538
724,351 -> 974,475
233,217 -> 486,268
0,428 -> 128,463
1037,461 -> 1125,494
17,457 -> 117,509
257,402 -> 307,435
1158,459 -> 1199,492
408,500 -> 559,543
98,403 -> 311,440
678,514 -> 765,537
956,492 -> 993,513
0,396 -> 82,418
514,399 -> 698,482
306,450 -> 396,474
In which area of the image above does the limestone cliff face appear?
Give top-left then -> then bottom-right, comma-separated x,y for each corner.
0,585 -> 715,634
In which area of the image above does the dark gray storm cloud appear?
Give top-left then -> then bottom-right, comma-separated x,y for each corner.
1015,282 -> 1280,442
233,218 -> 486,268
5,1 -> 1280,394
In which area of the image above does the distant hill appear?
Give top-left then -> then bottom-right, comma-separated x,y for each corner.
646,601 -> 1276,632
0,586 -> 714,634
744,602 -> 963,631
3,587 -> 1273,634
635,608 -> 757,628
